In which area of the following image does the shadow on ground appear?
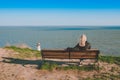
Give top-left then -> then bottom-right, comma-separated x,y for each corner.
2,57 -> 76,69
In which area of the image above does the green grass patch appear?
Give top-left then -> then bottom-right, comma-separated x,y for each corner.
4,46 -> 41,59
40,61 -> 58,71
99,55 -> 120,65
40,61 -> 99,71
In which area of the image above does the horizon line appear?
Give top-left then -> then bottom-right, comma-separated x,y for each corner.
0,25 -> 120,28
0,25 -> 120,27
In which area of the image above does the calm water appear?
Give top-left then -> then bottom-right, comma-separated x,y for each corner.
0,27 -> 120,56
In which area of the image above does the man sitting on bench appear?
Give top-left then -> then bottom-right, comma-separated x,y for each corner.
66,34 -> 91,51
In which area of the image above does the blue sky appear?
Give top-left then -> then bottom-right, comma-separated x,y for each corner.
0,0 -> 120,26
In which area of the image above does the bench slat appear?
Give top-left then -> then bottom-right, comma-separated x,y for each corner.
43,56 -> 69,59
70,55 -> 97,59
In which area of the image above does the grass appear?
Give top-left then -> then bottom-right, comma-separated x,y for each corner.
99,55 -> 120,65
4,46 -> 41,59
40,61 -> 58,71
40,61 -> 99,71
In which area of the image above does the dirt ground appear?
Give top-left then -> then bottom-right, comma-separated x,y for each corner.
0,48 -> 120,80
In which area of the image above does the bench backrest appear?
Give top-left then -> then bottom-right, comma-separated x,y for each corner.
41,49 -> 100,59
41,50 -> 69,59
70,50 -> 99,59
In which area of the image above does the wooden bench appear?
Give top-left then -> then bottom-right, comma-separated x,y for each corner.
41,49 -> 100,63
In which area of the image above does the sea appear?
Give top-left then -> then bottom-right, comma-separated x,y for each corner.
0,26 -> 120,56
